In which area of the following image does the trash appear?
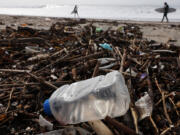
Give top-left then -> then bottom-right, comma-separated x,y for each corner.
96,27 -> 102,33
140,73 -> 147,80
99,63 -> 117,69
27,54 -> 49,61
0,21 -> 179,134
25,46 -> 42,54
98,58 -> 116,69
98,58 -> 116,65
99,43 -> 113,51
45,18 -> 51,21
50,74 -> 58,80
21,23 -> 28,27
39,115 -> 53,131
135,92 -> 153,120
44,71 -> 130,124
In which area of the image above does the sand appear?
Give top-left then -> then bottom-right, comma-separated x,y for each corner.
0,14 -> 180,45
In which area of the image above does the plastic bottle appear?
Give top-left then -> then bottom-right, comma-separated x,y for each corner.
44,71 -> 130,124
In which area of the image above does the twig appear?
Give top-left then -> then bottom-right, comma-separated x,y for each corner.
105,116 -> 137,135
34,54 -> 71,73
146,67 -> 153,100
152,50 -> 176,53
162,92 -> 173,125
155,92 -> 176,106
88,120 -> 113,135
70,51 -> 104,63
5,88 -> 14,112
176,55 -> 180,69
115,47 -> 122,59
130,106 -> 139,134
155,78 -> 173,125
119,48 -> 127,72
0,69 -> 30,73
72,68 -> 77,80
168,97 -> 180,116
92,61 -> 100,77
160,127 -> 171,135
26,72 -> 57,90
149,115 -> 159,134
0,81 -> 71,87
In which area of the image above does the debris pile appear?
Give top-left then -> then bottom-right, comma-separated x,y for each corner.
0,21 -> 179,135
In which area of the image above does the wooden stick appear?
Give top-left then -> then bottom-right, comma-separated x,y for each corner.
176,56 -> 180,69
130,107 -> 139,134
5,88 -> 14,112
155,92 -> 176,106
70,51 -> 104,63
115,47 -> 122,59
72,67 -> 77,80
149,115 -> 159,134
162,92 -> 173,125
168,97 -> 180,116
0,69 -> 30,73
160,127 -> 171,135
92,61 -> 100,77
120,48 -> 127,72
0,81 -> 71,87
34,53 -> 71,73
105,116 -> 137,135
26,72 -> 57,90
155,78 -> 173,125
152,50 -> 176,53
88,120 -> 114,135
146,68 -> 154,100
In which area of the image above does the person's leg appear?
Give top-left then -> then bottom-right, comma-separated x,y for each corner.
166,15 -> 169,22
161,15 -> 165,22
77,12 -> 79,18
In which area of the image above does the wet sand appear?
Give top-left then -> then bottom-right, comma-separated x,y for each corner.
0,14 -> 180,45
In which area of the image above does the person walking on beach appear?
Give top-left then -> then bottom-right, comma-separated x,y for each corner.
71,5 -> 79,18
161,2 -> 169,22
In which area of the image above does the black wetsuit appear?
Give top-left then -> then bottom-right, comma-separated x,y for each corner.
71,5 -> 79,18
161,4 -> 169,22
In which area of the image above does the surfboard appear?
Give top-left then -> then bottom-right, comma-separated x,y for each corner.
155,8 -> 176,13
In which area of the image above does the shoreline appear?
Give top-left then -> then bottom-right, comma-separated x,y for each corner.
0,14 -> 180,45
1,14 -> 180,25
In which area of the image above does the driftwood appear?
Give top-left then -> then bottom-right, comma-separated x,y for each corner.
88,120 -> 114,135
0,21 -> 179,135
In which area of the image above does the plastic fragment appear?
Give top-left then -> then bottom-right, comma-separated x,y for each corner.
140,73 -> 147,80
96,27 -> 102,32
99,43 -> 113,51
98,58 -> 116,65
39,115 -> 53,130
25,46 -> 42,54
135,92 -> 153,120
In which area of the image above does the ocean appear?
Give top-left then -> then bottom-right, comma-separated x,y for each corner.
0,0 -> 179,21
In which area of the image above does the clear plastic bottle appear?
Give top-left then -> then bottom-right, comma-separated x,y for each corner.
44,71 -> 130,124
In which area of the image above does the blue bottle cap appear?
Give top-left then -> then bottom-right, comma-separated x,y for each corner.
43,99 -> 52,116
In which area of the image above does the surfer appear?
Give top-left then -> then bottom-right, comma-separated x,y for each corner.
161,2 -> 169,22
71,5 -> 79,18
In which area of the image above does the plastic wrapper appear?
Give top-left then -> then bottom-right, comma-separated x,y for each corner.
135,92 -> 153,120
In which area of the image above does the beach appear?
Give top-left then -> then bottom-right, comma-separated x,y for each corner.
0,15 -> 180,134
0,15 -> 180,45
